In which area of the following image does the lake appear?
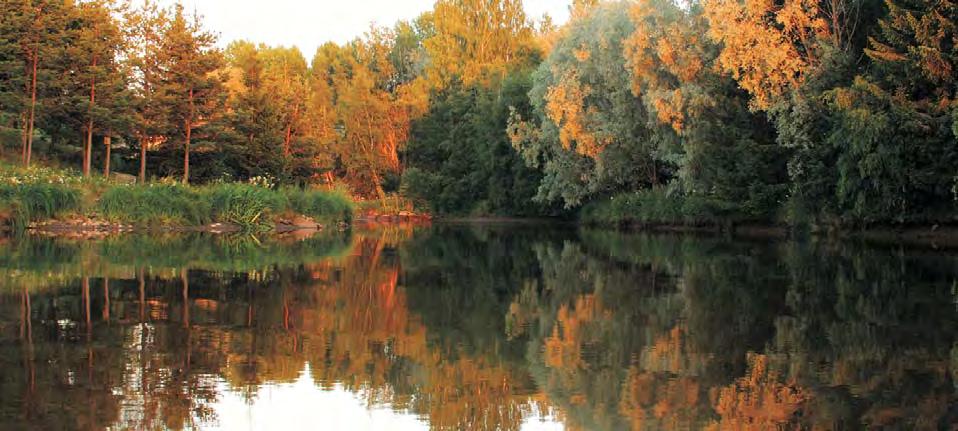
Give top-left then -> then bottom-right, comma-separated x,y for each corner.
1,224 -> 956,430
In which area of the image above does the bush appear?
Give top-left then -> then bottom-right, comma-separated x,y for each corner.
580,188 -> 741,227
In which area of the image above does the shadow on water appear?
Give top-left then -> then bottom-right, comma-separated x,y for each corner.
0,224 -> 956,430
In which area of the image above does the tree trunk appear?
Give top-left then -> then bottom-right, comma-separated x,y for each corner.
102,134 -> 111,177
138,267 -> 146,322
102,278 -> 110,321
84,54 -> 98,176
283,105 -> 299,157
82,277 -> 91,337
139,137 -> 147,183
183,87 -> 194,184
19,113 -> 27,162
24,39 -> 39,167
84,120 -> 93,176
181,268 -> 189,328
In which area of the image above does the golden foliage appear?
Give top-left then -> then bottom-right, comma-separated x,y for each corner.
544,70 -> 611,158
624,0 -> 706,132
543,295 -> 605,369
423,0 -> 536,88
708,353 -> 808,430
703,0 -> 830,109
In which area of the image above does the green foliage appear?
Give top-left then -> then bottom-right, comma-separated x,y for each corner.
510,2 -> 650,208
777,1 -> 958,226
579,188 -> 739,227
403,71 -> 550,216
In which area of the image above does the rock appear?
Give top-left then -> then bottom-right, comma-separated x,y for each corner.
112,172 -> 138,184
290,215 -> 319,229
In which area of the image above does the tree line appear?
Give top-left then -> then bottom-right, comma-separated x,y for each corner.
1,0 -> 956,225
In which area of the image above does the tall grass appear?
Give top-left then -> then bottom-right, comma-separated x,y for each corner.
0,183 -> 82,231
96,182 -> 354,228
97,183 -> 212,226
1,162 -> 355,230
207,183 -> 284,229
280,186 -> 354,224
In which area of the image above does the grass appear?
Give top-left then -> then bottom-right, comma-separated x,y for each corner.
0,164 -> 87,231
281,185 -> 355,224
580,187 -> 742,227
0,162 -> 356,231
97,183 -> 212,226
97,183 -> 354,229
207,183 -> 284,228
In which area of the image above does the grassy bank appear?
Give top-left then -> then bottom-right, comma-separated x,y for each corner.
0,163 -> 354,231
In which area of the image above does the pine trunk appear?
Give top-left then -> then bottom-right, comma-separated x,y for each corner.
83,120 -> 93,176
183,87 -> 194,184
139,137 -> 147,183
84,55 -> 98,176
24,40 -> 39,167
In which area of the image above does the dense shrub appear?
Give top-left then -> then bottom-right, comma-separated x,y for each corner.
580,188 -> 740,227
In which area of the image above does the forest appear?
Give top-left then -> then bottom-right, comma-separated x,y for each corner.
1,0 -> 956,228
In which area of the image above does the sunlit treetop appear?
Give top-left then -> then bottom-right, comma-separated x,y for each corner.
703,0 -> 835,109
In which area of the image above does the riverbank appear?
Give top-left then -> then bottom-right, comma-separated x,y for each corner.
577,188 -> 958,247
0,163 -> 354,234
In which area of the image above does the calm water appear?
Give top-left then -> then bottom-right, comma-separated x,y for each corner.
1,224 -> 956,430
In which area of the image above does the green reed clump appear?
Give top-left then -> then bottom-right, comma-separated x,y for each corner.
205,183 -> 285,229
97,183 -> 211,226
280,186 -> 354,224
0,183 -> 82,231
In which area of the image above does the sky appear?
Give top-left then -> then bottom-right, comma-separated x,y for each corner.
157,0 -> 572,60
204,365 -> 566,431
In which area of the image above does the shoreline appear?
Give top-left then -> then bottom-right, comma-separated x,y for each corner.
6,216 -> 958,250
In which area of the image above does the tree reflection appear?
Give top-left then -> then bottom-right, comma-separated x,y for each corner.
0,227 -> 956,430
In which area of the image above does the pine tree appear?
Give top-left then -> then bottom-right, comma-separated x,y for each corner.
157,4 -> 225,183
0,0 -> 71,166
68,0 -> 132,176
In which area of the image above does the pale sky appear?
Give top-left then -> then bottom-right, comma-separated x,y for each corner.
158,0 -> 572,60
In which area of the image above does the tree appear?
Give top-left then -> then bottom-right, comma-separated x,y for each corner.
509,2 -> 652,208
702,0 -> 863,109
126,0 -> 171,183
402,70 -> 549,215
624,0 -> 788,217
69,0 -> 131,177
0,0 -> 71,166
422,0 -> 538,88
819,0 -> 958,222
157,5 -> 225,183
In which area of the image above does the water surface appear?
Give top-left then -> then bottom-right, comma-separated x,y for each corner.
1,225 -> 956,430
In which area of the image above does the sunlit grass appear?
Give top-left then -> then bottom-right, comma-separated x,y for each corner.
0,162 -> 355,230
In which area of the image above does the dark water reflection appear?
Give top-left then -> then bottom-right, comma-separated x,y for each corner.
0,225 -> 956,430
